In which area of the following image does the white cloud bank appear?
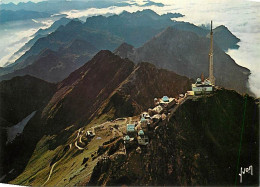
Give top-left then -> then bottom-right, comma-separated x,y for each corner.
0,18 -> 54,66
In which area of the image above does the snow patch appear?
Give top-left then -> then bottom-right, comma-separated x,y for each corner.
7,111 -> 36,144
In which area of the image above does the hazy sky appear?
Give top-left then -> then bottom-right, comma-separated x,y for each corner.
1,0 -> 260,3
0,0 -> 42,3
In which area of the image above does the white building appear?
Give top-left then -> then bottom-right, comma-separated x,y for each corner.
192,78 -> 213,95
126,124 -> 135,133
137,130 -> 149,146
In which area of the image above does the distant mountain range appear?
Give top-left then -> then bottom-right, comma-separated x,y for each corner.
0,10 -> 242,91
33,17 -> 72,37
114,27 -> 249,93
0,19 -> 123,77
4,17 -> 72,67
0,9 -> 51,23
0,39 -> 98,83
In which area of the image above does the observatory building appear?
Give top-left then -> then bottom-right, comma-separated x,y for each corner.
192,21 -> 215,95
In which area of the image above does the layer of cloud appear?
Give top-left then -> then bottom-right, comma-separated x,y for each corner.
62,5 -> 161,19
0,18 -> 54,66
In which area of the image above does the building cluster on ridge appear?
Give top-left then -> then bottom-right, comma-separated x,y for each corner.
124,94 -> 187,146
123,21 -> 217,147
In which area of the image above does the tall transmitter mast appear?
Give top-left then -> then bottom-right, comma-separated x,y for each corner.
209,20 -> 215,85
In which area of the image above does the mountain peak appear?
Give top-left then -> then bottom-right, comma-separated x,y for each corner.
120,9 -> 158,17
214,25 -> 227,30
212,24 -> 240,50
43,50 -> 135,131
114,43 -> 134,58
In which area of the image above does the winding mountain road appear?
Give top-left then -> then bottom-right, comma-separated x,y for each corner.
75,141 -> 84,150
42,162 -> 58,186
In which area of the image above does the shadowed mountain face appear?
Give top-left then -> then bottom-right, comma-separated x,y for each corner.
41,50 -> 135,133
0,75 -> 56,180
115,27 -> 250,94
42,50 -> 191,132
99,62 -> 191,118
0,75 -> 56,127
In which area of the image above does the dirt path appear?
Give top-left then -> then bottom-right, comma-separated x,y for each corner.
74,128 -> 81,141
75,141 -> 84,150
44,128 -> 84,186
42,162 -> 58,186
79,135 -> 83,143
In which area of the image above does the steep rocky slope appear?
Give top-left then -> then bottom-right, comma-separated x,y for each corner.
41,50 -> 191,133
98,62 -> 191,118
115,27 -> 250,94
89,89 -> 259,186
1,50 -> 191,184
41,50 -> 135,133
